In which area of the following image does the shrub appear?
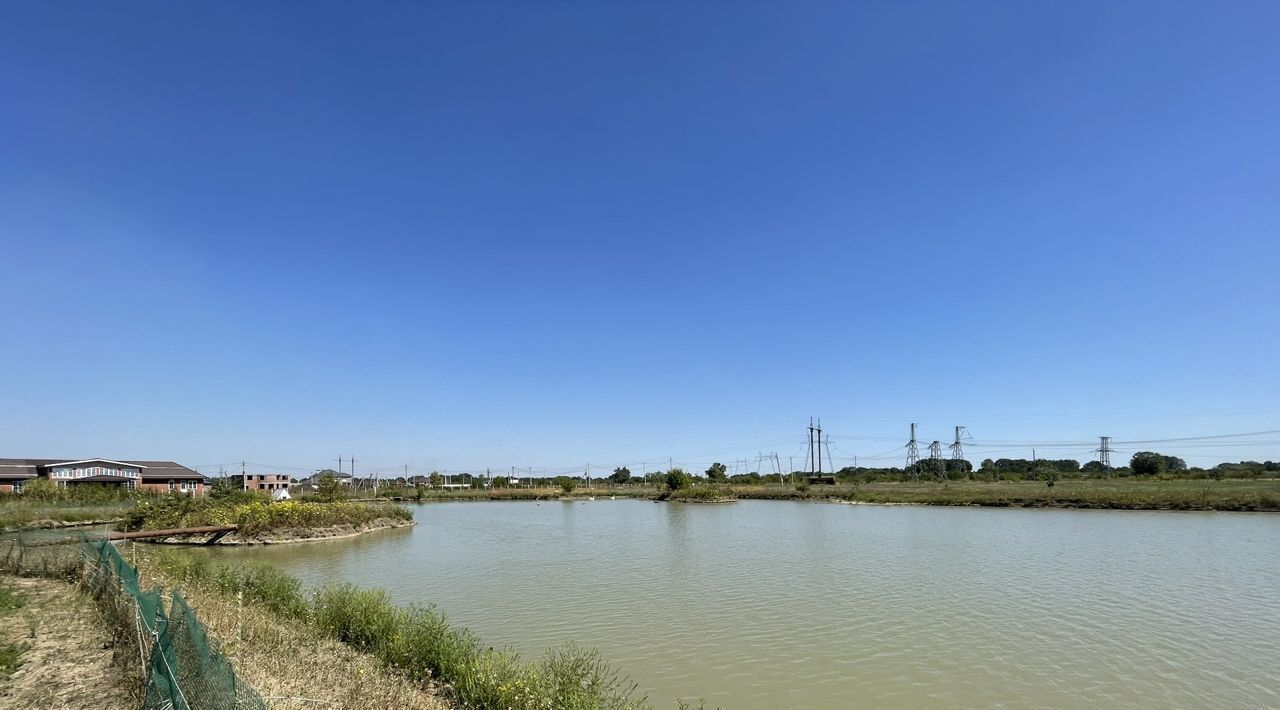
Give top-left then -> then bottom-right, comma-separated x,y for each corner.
669,485 -> 736,502
663,469 -> 691,492
315,473 -> 346,502
125,496 -> 412,534
209,477 -> 271,504
313,585 -> 398,651
537,643 -> 644,710
151,551 -> 309,619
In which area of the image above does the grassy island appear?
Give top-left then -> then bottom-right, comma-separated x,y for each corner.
122,496 -> 414,542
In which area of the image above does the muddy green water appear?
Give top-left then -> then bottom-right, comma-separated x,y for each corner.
207,501 -> 1279,709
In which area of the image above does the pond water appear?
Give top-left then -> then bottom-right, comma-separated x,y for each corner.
206,500 -> 1280,709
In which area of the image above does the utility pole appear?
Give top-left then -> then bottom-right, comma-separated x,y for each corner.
807,417 -> 815,473
823,434 -> 834,476
1097,436 -> 1111,471
241,460 -> 246,491
906,423 -> 920,474
928,440 -> 944,479
817,419 -> 823,474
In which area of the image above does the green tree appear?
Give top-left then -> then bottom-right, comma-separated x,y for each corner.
609,467 -> 631,485
664,468 -> 691,491
945,459 -> 973,479
20,477 -> 60,501
1130,452 -> 1167,477
1161,454 -> 1188,472
428,472 -> 442,488
705,462 -> 728,483
209,476 -> 240,500
315,472 -> 343,502
555,476 -> 578,493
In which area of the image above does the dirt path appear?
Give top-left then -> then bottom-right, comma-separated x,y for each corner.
0,576 -> 135,710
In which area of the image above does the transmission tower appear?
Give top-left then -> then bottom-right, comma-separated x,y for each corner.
1096,436 -> 1112,470
950,426 -> 967,459
808,417 -> 824,474
905,422 -> 920,472
927,440 -> 945,479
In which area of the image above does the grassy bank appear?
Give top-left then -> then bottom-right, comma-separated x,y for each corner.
0,482 -> 140,531
0,582 -> 23,681
124,552 -> 449,710
0,500 -> 133,531
123,497 -> 413,536
143,549 -> 652,710
366,479 -> 1280,511
729,479 -> 1280,511
365,486 -> 654,502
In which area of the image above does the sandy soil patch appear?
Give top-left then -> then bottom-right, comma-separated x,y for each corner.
0,576 -> 135,710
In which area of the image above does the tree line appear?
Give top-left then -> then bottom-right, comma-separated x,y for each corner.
298,454 -> 1280,493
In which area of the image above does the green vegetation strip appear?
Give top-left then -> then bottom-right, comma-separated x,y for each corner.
0,479 -> 134,529
720,480 -> 1280,510
125,498 -> 413,535
0,582 -> 26,680
147,551 -> 650,710
842,480 -> 1280,510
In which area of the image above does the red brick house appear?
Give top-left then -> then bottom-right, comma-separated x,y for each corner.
0,458 -> 208,495
228,473 -> 291,492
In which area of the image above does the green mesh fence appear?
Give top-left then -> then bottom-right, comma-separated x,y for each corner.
72,537 -> 267,706
0,531 -> 267,710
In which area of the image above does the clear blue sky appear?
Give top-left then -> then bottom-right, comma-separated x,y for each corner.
3,2 -> 1278,475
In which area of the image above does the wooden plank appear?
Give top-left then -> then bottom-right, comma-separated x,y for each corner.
106,525 -> 237,541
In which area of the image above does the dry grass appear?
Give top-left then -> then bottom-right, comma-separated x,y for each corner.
0,575 -> 135,710
732,479 -> 1280,510
0,501 -> 132,530
136,564 -> 452,710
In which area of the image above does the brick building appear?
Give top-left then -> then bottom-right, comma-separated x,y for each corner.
228,473 -> 292,492
0,458 -> 208,495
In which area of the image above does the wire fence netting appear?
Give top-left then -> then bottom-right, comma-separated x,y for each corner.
3,530 -> 267,710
